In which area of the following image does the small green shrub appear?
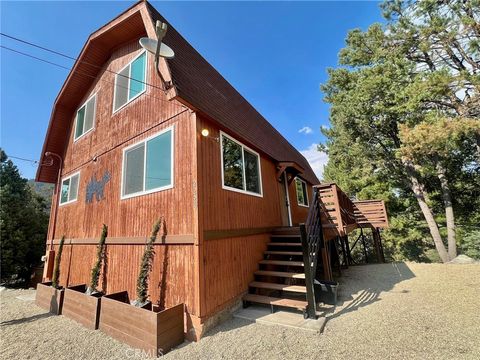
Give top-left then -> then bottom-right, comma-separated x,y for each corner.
88,224 -> 108,294
135,218 -> 162,305
51,236 -> 65,289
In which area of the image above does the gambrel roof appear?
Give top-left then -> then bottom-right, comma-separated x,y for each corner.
37,0 -> 318,184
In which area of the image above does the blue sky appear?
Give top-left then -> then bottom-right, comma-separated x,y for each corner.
1,1 -> 384,180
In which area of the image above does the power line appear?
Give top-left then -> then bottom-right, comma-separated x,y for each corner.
0,32 -> 170,94
6,155 -> 39,164
0,45 -> 187,110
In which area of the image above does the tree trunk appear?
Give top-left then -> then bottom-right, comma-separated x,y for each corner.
403,161 -> 449,263
436,161 -> 456,260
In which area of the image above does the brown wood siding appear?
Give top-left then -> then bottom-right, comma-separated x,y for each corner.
201,234 -> 270,317
49,40 -> 195,239
54,243 -> 196,316
196,116 -> 285,232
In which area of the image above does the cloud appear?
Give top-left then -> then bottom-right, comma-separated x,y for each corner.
298,126 -> 313,135
300,143 -> 328,181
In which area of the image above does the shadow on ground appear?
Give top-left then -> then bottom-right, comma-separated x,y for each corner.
0,312 -> 52,326
324,262 -> 415,321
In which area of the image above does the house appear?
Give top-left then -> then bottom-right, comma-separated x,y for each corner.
36,0 -> 321,339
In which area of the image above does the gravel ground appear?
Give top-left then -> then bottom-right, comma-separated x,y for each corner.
1,262 -> 479,360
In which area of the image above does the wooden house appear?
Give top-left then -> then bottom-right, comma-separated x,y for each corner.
36,1 -> 321,339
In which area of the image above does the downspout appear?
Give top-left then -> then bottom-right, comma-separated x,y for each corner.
45,151 -> 63,250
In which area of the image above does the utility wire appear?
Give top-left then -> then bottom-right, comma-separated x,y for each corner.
0,32 -> 172,95
1,45 -> 187,109
6,155 -> 39,164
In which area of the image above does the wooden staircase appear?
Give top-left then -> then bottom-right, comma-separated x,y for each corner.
243,227 -> 310,316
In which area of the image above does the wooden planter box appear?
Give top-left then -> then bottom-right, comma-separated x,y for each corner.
62,284 -> 102,330
99,291 -> 184,356
35,282 -> 64,315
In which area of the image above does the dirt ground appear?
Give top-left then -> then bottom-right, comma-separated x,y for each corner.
1,262 -> 479,359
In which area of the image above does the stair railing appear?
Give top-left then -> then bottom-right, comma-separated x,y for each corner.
299,186 -> 325,319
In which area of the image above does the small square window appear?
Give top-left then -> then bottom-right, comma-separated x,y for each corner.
60,172 -> 80,205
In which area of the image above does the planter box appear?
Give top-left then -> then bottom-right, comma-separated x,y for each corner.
35,282 -> 64,315
99,291 -> 184,356
62,284 -> 102,330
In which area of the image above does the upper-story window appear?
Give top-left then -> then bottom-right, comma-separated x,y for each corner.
295,177 -> 309,207
220,132 -> 262,197
74,94 -> 96,141
60,172 -> 80,205
113,51 -> 147,113
121,126 -> 174,199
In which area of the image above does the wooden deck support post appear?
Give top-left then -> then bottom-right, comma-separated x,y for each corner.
372,227 -> 383,263
360,228 -> 368,263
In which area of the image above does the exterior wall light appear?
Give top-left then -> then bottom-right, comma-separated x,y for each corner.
201,128 -> 219,142
201,129 -> 210,137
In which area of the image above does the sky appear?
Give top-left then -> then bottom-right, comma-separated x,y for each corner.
1,1 -> 384,180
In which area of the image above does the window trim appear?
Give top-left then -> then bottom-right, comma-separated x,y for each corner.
120,125 -> 175,200
59,171 -> 81,206
220,131 -> 263,198
74,93 -> 97,142
295,177 -> 309,207
112,50 -> 148,115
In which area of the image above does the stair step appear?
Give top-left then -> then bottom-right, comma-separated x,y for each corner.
243,293 -> 307,310
254,270 -> 305,279
259,260 -> 304,267
270,234 -> 301,238
267,242 -> 302,247
264,251 -> 303,256
249,281 -> 307,293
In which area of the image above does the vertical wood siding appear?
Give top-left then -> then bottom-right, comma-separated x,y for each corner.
50,40 -> 195,239
54,243 -> 196,315
197,116 -> 284,231
202,234 -> 270,317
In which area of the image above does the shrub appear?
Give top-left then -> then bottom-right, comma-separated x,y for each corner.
87,224 -> 108,294
135,218 -> 162,306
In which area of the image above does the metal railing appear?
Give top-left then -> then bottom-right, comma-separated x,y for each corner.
299,187 -> 324,319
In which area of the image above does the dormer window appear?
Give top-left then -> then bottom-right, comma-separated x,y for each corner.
113,51 -> 147,113
74,94 -> 96,141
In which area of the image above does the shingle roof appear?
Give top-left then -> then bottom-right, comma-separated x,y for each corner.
146,3 -> 318,184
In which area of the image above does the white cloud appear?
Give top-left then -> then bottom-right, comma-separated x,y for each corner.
298,126 -> 313,135
300,143 -> 328,181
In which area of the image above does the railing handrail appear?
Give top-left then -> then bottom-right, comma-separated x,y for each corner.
299,186 -> 324,319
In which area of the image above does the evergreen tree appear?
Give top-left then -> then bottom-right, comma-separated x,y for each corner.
321,0 -> 480,262
0,149 -> 49,284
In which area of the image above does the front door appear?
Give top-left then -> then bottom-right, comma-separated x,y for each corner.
279,172 -> 292,226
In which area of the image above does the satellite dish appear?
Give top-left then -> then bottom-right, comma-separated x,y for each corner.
139,37 -> 175,59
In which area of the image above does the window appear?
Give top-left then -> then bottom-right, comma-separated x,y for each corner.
121,126 -> 174,199
221,132 -> 262,196
60,172 -> 80,205
113,51 -> 147,112
74,94 -> 96,140
295,177 -> 309,207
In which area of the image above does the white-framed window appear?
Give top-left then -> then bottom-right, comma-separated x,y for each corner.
220,131 -> 262,197
74,93 -> 96,141
113,51 -> 147,113
60,172 -> 80,205
121,126 -> 174,199
295,177 -> 309,207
